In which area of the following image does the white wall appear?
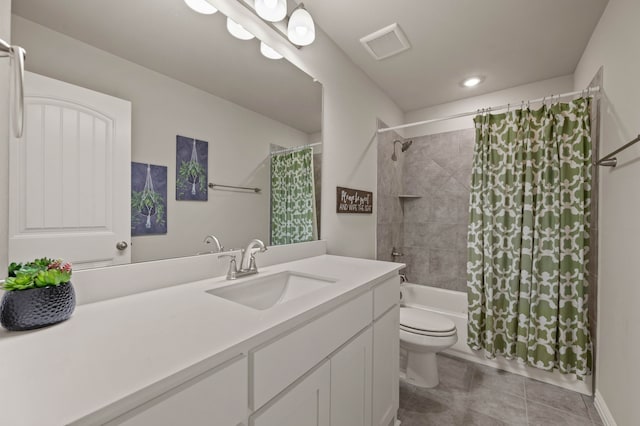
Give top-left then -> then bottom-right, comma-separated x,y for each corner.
574,0 -> 640,424
209,1 -> 404,260
0,0 -> 10,276
402,75 -> 574,137
12,16 -> 311,263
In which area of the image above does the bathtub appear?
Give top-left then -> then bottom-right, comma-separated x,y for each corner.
400,283 -> 593,395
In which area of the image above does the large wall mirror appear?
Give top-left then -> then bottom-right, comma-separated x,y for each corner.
9,0 -> 323,269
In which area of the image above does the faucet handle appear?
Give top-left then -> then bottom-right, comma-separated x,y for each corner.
248,254 -> 257,272
218,254 -> 238,280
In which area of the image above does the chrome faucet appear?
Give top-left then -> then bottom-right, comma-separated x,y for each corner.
240,239 -> 267,272
219,239 -> 267,280
203,235 -> 224,253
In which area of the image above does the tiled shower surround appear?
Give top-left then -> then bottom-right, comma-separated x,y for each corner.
376,121 -> 405,264
378,126 -> 475,292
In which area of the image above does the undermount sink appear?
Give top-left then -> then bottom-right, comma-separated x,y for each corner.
206,271 -> 337,310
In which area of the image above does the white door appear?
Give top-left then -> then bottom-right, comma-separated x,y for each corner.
330,327 -> 373,426
373,305 -> 400,426
9,72 -> 131,269
251,361 -> 330,426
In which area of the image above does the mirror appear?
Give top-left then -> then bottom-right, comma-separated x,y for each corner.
9,0 -> 322,268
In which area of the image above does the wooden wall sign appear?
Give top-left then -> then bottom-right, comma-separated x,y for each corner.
336,187 -> 373,214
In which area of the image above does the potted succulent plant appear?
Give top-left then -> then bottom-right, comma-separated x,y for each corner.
0,258 -> 76,331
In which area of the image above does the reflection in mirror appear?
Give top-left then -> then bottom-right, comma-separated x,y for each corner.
9,0 -> 322,269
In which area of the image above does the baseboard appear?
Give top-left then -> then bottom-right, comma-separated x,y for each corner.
594,389 -> 617,426
444,348 -> 593,395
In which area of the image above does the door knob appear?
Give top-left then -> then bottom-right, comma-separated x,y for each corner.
116,241 -> 129,251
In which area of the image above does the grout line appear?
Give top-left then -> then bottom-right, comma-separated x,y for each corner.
524,379 -> 529,425
467,364 -> 476,392
526,398 -> 593,422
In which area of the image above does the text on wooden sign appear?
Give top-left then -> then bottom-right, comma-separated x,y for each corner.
336,187 -> 373,214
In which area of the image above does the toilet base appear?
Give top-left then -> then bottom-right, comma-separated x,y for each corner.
405,351 -> 439,388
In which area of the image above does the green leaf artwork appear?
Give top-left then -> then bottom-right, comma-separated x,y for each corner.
176,136 -> 208,201
131,162 -> 168,235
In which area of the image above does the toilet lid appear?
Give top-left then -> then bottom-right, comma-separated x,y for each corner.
400,307 -> 456,335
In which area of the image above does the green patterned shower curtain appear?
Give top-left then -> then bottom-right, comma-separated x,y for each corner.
467,98 -> 593,378
270,147 -> 316,245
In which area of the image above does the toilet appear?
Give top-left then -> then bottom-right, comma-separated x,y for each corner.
400,306 -> 458,388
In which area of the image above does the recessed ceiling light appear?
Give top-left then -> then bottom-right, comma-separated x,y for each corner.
260,42 -> 283,60
227,17 -> 255,40
184,0 -> 218,15
462,77 -> 484,88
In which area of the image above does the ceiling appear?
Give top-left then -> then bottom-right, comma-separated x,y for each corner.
305,0 -> 608,112
12,0 -> 322,134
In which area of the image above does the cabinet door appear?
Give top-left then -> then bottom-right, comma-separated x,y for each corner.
372,305 -> 399,426
330,327 -> 373,426
251,361 -> 330,426
107,356 -> 248,426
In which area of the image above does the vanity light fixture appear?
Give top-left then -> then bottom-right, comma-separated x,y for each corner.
462,76 -> 484,88
184,0 -> 218,15
227,17 -> 255,40
255,0 -> 287,23
287,5 -> 315,46
260,42 -> 283,59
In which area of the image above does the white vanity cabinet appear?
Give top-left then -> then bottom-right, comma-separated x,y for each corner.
99,274 -> 400,426
250,361 -> 331,426
330,327 -> 373,426
373,305 -> 400,426
105,356 -> 248,426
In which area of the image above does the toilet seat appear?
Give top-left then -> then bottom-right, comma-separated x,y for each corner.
400,307 -> 456,337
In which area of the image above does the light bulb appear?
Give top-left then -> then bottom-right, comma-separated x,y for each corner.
260,42 -> 283,60
184,0 -> 218,15
255,0 -> 287,22
287,8 -> 315,46
226,17 -> 255,40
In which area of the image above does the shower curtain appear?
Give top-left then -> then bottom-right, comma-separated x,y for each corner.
270,147 -> 317,245
467,98 -> 593,378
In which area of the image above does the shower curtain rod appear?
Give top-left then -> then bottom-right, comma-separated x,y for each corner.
377,86 -> 601,134
270,142 -> 322,155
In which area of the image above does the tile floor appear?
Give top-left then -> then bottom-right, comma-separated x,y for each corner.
398,354 -> 603,426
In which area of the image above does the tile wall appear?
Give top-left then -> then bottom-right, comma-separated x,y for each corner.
376,120 -> 405,262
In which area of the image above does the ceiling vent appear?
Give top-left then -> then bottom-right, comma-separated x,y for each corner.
360,23 -> 411,61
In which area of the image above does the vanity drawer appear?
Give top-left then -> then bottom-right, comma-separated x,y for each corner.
251,291 -> 373,409
106,355 -> 248,426
373,275 -> 400,319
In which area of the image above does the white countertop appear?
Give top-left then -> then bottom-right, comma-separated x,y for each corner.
0,255 -> 402,425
